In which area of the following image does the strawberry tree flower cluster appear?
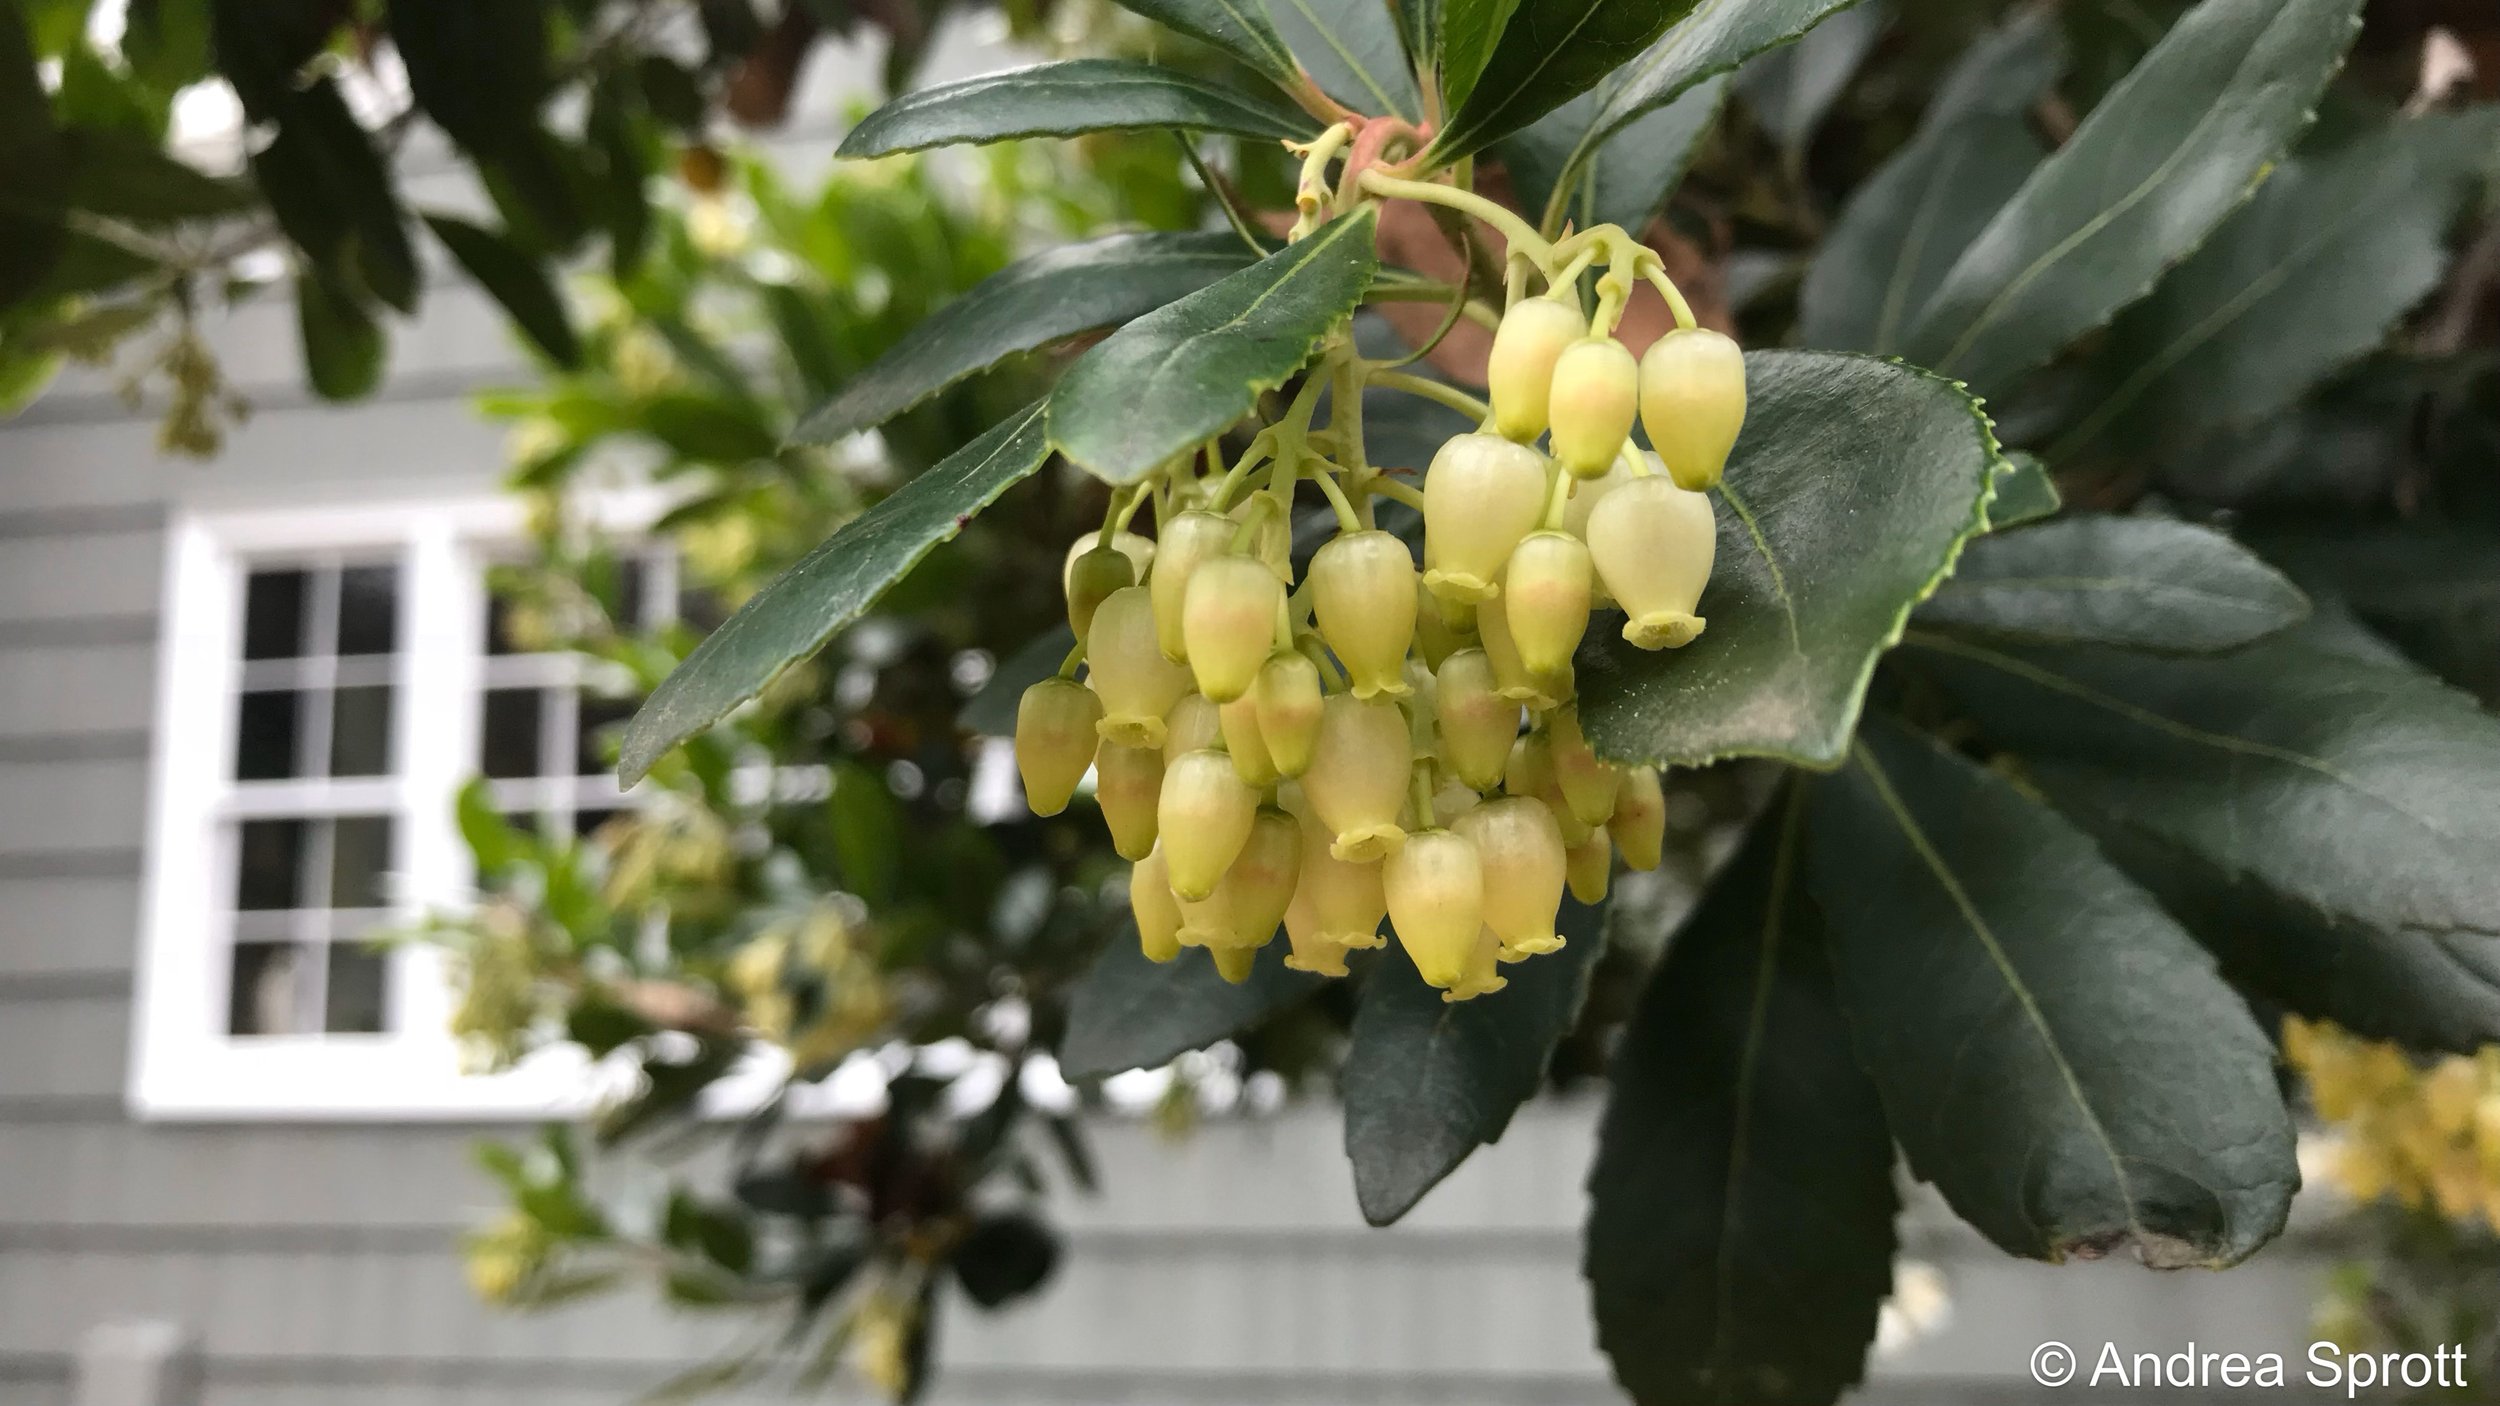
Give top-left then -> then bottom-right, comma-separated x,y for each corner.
1016,128 -> 1748,1001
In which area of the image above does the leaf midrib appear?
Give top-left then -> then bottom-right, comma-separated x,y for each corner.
1707,789 -> 1802,1373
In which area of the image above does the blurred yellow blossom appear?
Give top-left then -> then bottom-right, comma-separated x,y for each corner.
2285,1016 -> 2500,1230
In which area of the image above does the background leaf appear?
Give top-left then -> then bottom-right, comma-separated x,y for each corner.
1438,0 -> 1521,109
1048,210 -> 1377,483
1899,0 -> 2365,390
1576,352 -> 1999,771
1428,0 -> 1699,160
1586,799 -> 1896,1406
1731,0 -> 1886,161
1808,718 -> 2297,1266
1985,452 -> 2062,530
1341,896 -> 1604,1226
1105,0 -> 1302,89
835,60 -> 1315,158
622,405 -> 1050,783
388,0 -> 550,158
1917,515 -> 2308,651
1059,936 -> 1325,1079
1257,0 -> 1421,121
423,213 -> 582,369
294,271 -> 386,402
794,232 -> 1262,445
0,2 -> 67,312
1501,77 -> 1725,240
250,77 -> 421,314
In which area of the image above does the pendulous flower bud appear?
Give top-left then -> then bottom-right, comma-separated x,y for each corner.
1566,830 -> 1613,904
1065,530 -> 1154,599
1281,792 -> 1388,970
1386,828 -> 1485,994
1131,847 -> 1184,963
1254,651 -> 1323,777
1422,433 -> 1547,606
1586,475 -> 1716,650
1435,649 -> 1518,792
1548,706 -> 1622,828
1414,582 -> 1475,669
1160,749 -> 1258,900
1639,327 -> 1747,492
1182,554 -> 1284,703
1094,740 -> 1164,861
1014,678 -> 1101,817
1179,806 -> 1300,951
1506,731 -> 1593,846
1303,693 -> 1412,862
1477,591 -> 1572,710
1219,694 -> 1281,788
1209,944 -> 1259,984
1503,530 -> 1594,678
1445,927 -> 1510,1003
1548,336 -> 1639,480
1455,797 -> 1568,959
1309,530 -> 1419,699
1088,586 -> 1191,747
1063,543 -> 1136,643
1487,296 -> 1587,443
1150,510 -> 1236,662
1610,766 -> 1666,872
1163,692 -> 1221,765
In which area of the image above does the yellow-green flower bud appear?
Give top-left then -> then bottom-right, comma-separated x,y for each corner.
1254,651 -> 1323,777
1094,740 -> 1164,860
1282,882 -> 1347,977
1064,543 -> 1136,643
1067,529 -> 1155,590
1385,828 -> 1484,994
1163,692 -> 1222,766
1639,327 -> 1747,491
1548,706 -> 1622,828
1487,296 -> 1587,443
1014,678 -> 1102,817
1455,796 -> 1567,959
1209,943 -> 1259,984
1444,927 -> 1510,1003
1414,582 -> 1475,669
1587,476 -> 1715,650
1432,777 -> 1481,829
1182,554 -> 1284,704
1160,748 -> 1257,900
1150,510 -> 1235,662
1309,529 -> 1419,699
1477,591 -> 1572,710
1422,433 -> 1547,606
1503,530 -> 1593,678
1566,830 -> 1613,903
1283,793 -> 1388,961
1131,847 -> 1183,963
1304,693 -> 1411,862
1435,649 -> 1518,792
1219,694 -> 1281,788
1548,336 -> 1639,480
1506,731 -> 1593,846
1234,499 -> 1293,584
1610,766 -> 1666,872
1088,586 -> 1191,747
1180,806 -> 1300,950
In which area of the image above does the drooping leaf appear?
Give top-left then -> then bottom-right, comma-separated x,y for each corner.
1428,0 -> 1700,161
1899,0 -> 2365,390
1731,0 -> 1886,159
251,77 -> 422,313
1257,0 -> 1421,121
1438,0 -> 1520,109
1904,625 -> 2500,1053
1059,935 -> 1326,1079
1985,451 -> 2061,530
1808,717 -> 2297,1267
294,272 -> 386,402
621,405 -> 1051,783
2052,110 -> 2500,461
1341,896 -> 1605,1226
65,130 -> 257,224
836,60 -> 1315,159
1587,797 -> 1896,1406
423,214 -> 582,369
388,0 -> 552,158
207,0 -> 338,123
0,2 -> 68,313
1575,352 -> 1999,771
1048,209 -> 1378,484
1501,77 -> 1724,239
794,232 -> 1264,446
1104,0 -> 1302,90
1395,0 -> 1441,70
1917,515 -> 2307,651
637,393 -> 780,463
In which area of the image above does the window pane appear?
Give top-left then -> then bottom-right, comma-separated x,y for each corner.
330,685 -> 394,776
335,564 -> 399,656
575,693 -> 636,775
229,942 -> 317,1035
242,569 -> 309,661
329,816 -> 395,909
484,590 -> 524,656
235,689 -> 305,780
324,945 -> 389,1033
480,688 -> 544,778
235,819 -> 308,910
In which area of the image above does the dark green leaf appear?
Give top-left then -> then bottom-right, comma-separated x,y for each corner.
637,393 -> 779,463
1341,896 -> 1604,1225
1059,932 -> 1325,1079
1904,626 -> 2500,1049
1730,0 -> 1885,158
389,0 -> 551,157
294,271 -> 386,402
1985,452 -> 2061,529
208,0 -> 339,123
1104,0 -> 1302,90
794,232 -> 1263,446
825,760 -> 903,906
1047,210 -> 1377,484
621,405 -> 1050,783
123,0 -> 212,90
837,60 -> 1314,159
1576,352 -> 1999,771
1437,0 -> 1515,107
65,131 -> 256,223
1395,0 -> 1440,72
1808,717 -> 2296,1266
1899,0 -> 2364,389
1799,119 -> 2043,353
961,625 -> 1076,737
1587,797 -> 1896,1406
1429,0 -> 1699,160
0,3 -> 67,313
1918,515 -> 2307,651
251,78 -> 421,313
423,213 -> 582,369
952,1212 -> 1061,1308
1501,77 -> 1724,239
2052,110 -> 2499,461
1258,0 -> 1420,120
